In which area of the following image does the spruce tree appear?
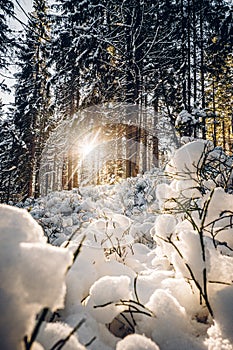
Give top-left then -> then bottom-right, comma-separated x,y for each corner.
0,0 -> 14,70
170,0 -> 232,139
202,1 -> 232,147
51,0 -> 181,110
14,0 -> 52,199
0,0 -> 14,93
0,101 -> 23,203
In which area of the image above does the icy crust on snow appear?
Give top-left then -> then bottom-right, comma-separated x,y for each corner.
3,140 -> 233,349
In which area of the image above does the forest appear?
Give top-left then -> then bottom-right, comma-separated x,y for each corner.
1,1 -> 233,350
0,0 -> 232,202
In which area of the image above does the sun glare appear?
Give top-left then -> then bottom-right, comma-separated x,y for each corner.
82,142 -> 95,156
80,128 -> 101,157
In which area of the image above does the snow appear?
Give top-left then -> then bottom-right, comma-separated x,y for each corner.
205,322 -> 233,350
86,275 -> 132,323
176,109 -> 196,125
116,334 -> 160,350
37,321 -> 86,350
144,289 -> 205,350
1,140 -> 233,349
175,109 -> 199,137
165,139 -> 213,179
0,205 -> 73,350
211,286 -> 233,343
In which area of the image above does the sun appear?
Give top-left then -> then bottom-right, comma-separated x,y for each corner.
82,142 -> 96,156
80,128 -> 101,157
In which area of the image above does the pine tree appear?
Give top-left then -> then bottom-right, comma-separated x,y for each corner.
0,0 -> 14,92
51,0 -> 182,110
14,0 -> 52,199
0,102 -> 23,203
203,2 -> 232,150
0,0 -> 14,70
49,0 -> 177,186
205,53 -> 233,151
171,0 -> 232,139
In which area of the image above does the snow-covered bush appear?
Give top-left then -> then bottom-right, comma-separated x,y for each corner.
175,110 -> 198,137
154,140 -> 233,346
2,140 -> 233,349
0,204 -> 73,350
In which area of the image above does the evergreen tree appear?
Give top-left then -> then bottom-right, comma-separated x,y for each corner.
14,0 -> 52,199
170,0 -> 232,139
0,101 -> 23,203
51,0 -> 111,117
201,1 -> 232,148
51,0 -> 181,110
6,0 -> 231,198
0,0 -> 14,91
0,0 -> 14,70
205,53 -> 233,151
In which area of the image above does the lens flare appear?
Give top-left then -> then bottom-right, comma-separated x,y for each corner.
80,128 -> 101,158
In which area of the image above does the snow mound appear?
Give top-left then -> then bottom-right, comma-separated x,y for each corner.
87,275 -> 132,323
116,334 -> 160,350
0,204 -> 73,350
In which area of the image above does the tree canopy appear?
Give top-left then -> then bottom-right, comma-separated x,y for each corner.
0,0 -> 232,201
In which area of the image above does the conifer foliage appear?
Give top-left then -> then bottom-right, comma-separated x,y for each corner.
0,0 -> 232,201
0,0 -> 14,92
0,0 -> 14,70
51,0 -> 181,111
0,107 -> 23,203
14,0 -> 52,199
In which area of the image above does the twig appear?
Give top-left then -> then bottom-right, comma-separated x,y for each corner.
24,307 -> 49,350
50,319 -> 86,350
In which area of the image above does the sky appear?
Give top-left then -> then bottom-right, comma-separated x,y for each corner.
12,0 -> 33,28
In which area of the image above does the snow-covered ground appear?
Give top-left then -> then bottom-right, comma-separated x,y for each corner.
1,140 -> 233,350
